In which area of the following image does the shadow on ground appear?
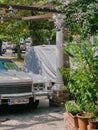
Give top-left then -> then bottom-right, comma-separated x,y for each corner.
0,100 -> 65,130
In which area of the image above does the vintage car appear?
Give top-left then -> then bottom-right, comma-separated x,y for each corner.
0,57 -> 53,107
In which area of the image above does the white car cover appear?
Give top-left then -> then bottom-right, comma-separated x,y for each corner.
24,45 -> 56,83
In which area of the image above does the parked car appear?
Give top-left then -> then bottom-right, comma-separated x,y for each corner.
0,57 -> 53,107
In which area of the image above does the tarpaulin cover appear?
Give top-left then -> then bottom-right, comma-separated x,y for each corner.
24,45 -> 56,82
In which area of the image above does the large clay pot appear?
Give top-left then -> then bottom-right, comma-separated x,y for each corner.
67,112 -> 79,128
64,112 -> 78,130
77,113 -> 88,130
88,119 -> 98,129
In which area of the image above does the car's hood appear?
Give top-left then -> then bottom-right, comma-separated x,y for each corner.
0,70 -> 51,84
28,72 -> 50,83
0,70 -> 32,83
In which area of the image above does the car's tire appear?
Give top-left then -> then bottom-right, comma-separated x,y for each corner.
29,98 -> 39,108
33,100 -> 39,108
49,99 -> 54,107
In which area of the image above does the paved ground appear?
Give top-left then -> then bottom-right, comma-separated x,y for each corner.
0,100 -> 67,130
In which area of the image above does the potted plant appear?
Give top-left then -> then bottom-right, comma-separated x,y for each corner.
77,102 -> 98,130
85,103 -> 98,129
88,118 -> 98,129
60,39 -> 98,130
64,101 -> 82,129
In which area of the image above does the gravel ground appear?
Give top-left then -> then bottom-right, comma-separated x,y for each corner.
0,100 -> 66,130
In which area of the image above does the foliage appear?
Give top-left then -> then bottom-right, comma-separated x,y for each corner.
0,22 -> 11,41
49,0 -> 98,39
1,0 -> 98,40
65,101 -> 82,115
77,102 -> 98,119
0,0 -> 56,45
29,20 -> 55,45
84,103 -> 98,119
6,21 -> 30,43
0,21 -> 29,58
60,40 -> 98,115
1,0 -> 48,6
0,16 -> 30,44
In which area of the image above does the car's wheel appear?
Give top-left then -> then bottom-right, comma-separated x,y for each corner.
33,100 -> 39,108
49,99 -> 54,107
29,98 -> 39,108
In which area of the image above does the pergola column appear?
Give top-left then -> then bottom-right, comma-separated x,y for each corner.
50,14 -> 69,107
53,28 -> 64,90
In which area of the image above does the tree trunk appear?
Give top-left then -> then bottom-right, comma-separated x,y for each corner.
0,40 -> 2,56
17,44 -> 22,59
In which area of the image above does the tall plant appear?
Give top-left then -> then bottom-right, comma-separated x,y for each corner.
60,40 -> 98,106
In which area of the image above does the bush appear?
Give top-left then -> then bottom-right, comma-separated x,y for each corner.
65,102 -> 82,115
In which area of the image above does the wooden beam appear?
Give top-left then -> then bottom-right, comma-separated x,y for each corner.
22,14 -> 53,21
0,14 -> 53,21
0,9 -> 19,14
33,4 -> 52,8
0,16 -> 21,21
0,9 -> 6,14
0,3 -> 64,13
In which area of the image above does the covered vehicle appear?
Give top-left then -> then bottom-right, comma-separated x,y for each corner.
24,45 -> 56,83
0,57 -> 52,107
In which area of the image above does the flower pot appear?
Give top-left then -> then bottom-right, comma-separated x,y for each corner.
77,113 -> 89,130
64,112 -> 78,130
67,112 -> 79,128
88,119 -> 98,129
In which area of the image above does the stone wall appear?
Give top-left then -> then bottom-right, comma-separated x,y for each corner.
49,89 -> 69,107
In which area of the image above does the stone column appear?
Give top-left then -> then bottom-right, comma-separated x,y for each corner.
53,28 -> 64,90
50,27 -> 69,107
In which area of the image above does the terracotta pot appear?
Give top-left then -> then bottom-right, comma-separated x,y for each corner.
88,119 -> 98,129
64,112 -> 78,130
77,113 -> 89,130
67,112 -> 79,128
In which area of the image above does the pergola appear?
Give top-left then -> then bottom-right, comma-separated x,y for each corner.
0,3 -> 64,21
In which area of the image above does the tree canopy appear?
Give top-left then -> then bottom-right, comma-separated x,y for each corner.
50,0 -> 98,39
0,0 -> 97,43
0,0 -> 56,45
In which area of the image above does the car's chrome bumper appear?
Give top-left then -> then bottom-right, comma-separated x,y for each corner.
0,93 -> 33,105
0,92 -> 33,98
34,91 -> 53,100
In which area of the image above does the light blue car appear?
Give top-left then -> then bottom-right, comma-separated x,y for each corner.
0,57 -> 53,107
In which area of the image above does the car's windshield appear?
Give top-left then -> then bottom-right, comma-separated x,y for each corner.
0,59 -> 20,71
